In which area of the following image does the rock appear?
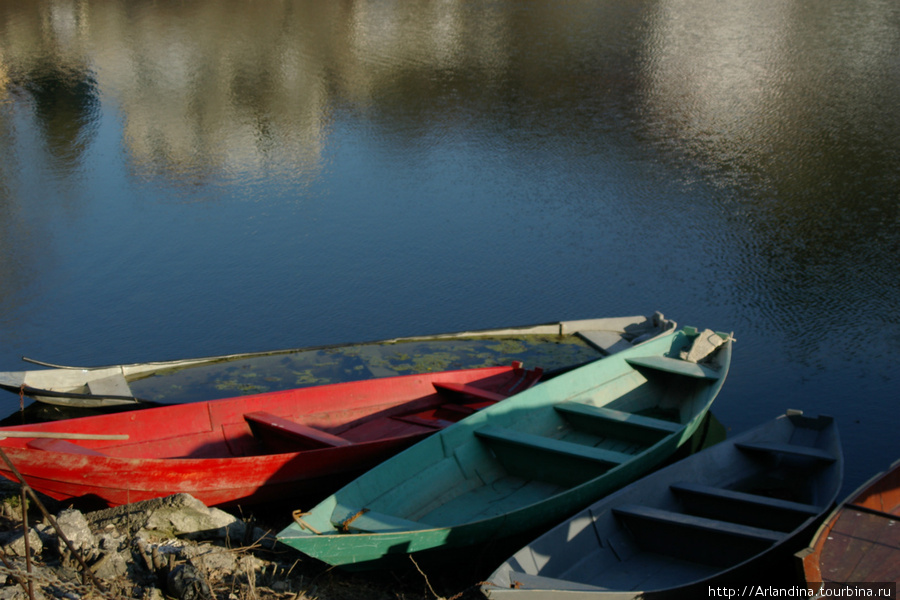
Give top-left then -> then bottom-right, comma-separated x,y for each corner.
0,492 -> 316,600
87,493 -> 244,540
33,523 -> 56,548
182,544 -> 239,576
90,540 -> 130,580
145,495 -> 236,536
0,527 -> 42,557
167,563 -> 212,600
0,561 -> 53,599
55,508 -> 96,555
141,587 -> 167,600
0,587 -> 39,600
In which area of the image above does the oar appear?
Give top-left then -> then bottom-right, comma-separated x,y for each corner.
0,432 -> 128,440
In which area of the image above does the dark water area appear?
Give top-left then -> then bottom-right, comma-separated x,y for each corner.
1,0 -> 898,578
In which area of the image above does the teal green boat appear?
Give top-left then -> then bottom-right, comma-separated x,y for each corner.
277,326 -> 733,569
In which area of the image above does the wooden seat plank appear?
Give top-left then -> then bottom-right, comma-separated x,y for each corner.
612,504 -> 784,543
553,402 -> 680,445
390,414 -> 453,429
86,372 -> 134,397
626,355 -> 721,380
670,482 -> 821,515
475,426 -> 631,466
577,330 -> 633,355
432,382 -> 506,402
439,403 -> 478,416
555,403 -> 680,433
735,441 -> 835,463
244,412 -> 351,449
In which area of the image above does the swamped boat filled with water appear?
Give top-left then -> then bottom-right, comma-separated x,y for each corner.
0,313 -> 673,409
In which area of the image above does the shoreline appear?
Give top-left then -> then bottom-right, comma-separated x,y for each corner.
0,482 -> 483,600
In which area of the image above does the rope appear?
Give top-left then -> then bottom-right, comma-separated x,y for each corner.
337,508 -> 370,532
291,510 -> 321,535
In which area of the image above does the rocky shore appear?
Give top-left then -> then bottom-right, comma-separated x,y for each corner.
0,482 -> 483,600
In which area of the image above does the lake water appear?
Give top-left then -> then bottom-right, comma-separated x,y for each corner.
1,0 -> 898,502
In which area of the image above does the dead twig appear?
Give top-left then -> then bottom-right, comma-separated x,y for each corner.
409,555 -> 443,600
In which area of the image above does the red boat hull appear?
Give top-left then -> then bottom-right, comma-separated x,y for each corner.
0,364 -> 540,507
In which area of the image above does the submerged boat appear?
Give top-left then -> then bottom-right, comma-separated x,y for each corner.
0,363 -> 542,507
277,325 -> 732,569
0,313 -> 673,409
483,410 -> 842,599
797,457 -> 900,590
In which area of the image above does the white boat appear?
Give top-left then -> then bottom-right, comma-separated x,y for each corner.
0,313 -> 673,408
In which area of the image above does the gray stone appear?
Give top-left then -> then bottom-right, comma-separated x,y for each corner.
167,563 -> 212,600
88,493 -> 241,539
0,527 -> 42,557
55,508 -> 96,554
183,544 -> 239,575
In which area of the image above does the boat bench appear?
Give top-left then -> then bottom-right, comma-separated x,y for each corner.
735,441 -> 835,463
244,412 -> 351,449
475,426 -> 632,466
612,503 -> 785,567
626,355 -> 721,380
554,402 -> 681,445
613,503 -> 784,544
331,504 -> 430,533
85,372 -> 134,398
432,363 -> 542,404
670,482 -> 821,515
390,414 -> 452,429
25,438 -> 108,457
577,330 -> 634,355
432,381 -> 506,403
438,403 -> 479,417
670,482 -> 821,531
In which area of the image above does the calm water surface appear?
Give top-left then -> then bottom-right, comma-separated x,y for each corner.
1,0 -> 899,502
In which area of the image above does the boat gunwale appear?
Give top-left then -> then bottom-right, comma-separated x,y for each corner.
18,314 -> 672,373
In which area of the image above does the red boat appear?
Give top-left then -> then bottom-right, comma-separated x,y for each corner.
797,457 -> 900,588
0,363 -> 541,507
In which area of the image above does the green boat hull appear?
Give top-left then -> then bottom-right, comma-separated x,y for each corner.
278,326 -> 733,569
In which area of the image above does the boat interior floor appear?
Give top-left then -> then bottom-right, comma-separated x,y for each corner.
421,475 -> 565,526
818,505 -> 900,582
570,552 -> 720,592
242,381 -> 512,454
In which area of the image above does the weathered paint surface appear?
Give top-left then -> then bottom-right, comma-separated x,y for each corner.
0,364 -> 540,507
